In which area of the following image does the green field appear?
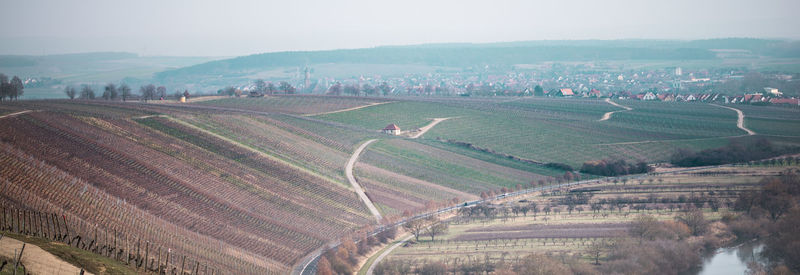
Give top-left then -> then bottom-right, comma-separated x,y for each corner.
314,97 -> 800,167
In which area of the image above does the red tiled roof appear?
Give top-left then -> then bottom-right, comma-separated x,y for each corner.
383,124 -> 400,130
770,98 -> 799,105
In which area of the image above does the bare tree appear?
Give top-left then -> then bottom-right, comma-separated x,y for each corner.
403,220 -> 425,242
378,82 -> 392,96
10,76 -> 23,100
588,240 -> 607,265
80,85 -> 95,99
64,86 -> 77,99
103,83 -> 117,100
156,86 -> 167,99
0,74 -> 7,101
327,82 -> 342,95
254,79 -> 267,95
279,81 -> 295,94
120,84 -> 131,101
425,222 -> 449,241
140,84 -> 156,101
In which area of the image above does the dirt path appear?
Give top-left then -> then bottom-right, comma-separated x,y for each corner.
366,234 -> 414,275
710,104 -> 756,135
0,236 -> 92,275
305,102 -> 394,117
347,139 -> 383,223
408,118 -> 452,139
0,110 -> 31,119
598,99 -> 632,121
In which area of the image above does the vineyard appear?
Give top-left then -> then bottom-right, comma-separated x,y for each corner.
193,95 -> 391,115
0,107 -> 375,274
316,97 -> 800,167
1,96 -> 798,274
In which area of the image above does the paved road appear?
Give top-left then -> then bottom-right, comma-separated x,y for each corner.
710,104 -> 755,135
347,139 -> 383,223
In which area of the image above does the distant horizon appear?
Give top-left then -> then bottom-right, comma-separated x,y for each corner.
1,37 -> 796,58
2,0 -> 798,56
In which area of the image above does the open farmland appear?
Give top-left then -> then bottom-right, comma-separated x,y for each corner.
193,95 -> 392,115
2,95 -> 799,274
316,97 -> 800,167
0,97 -> 567,273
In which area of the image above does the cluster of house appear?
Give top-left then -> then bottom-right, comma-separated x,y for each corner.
551,87 -> 798,106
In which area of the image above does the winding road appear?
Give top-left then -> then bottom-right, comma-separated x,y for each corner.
599,99 -> 632,121
346,139 -> 383,223
366,234 -> 414,275
710,104 -> 755,135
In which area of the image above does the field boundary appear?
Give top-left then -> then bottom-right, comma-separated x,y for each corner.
305,102 -> 394,117
594,134 -> 751,146
0,234 -> 92,275
347,139 -> 383,223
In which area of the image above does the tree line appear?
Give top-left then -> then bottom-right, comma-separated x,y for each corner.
726,169 -> 800,273
671,138 -> 797,167
0,73 -> 25,101
63,83 -> 190,102
579,158 -> 652,176
326,82 -> 392,96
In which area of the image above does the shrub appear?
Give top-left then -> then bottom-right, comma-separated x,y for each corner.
580,159 -> 652,176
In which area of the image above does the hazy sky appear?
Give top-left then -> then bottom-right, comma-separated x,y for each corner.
1,0 -> 798,56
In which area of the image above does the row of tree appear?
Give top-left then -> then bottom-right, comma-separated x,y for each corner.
317,227 -> 398,275
0,74 -> 24,101
327,82 -> 392,96
671,138 -> 795,167
579,159 -> 652,176
64,83 -> 191,102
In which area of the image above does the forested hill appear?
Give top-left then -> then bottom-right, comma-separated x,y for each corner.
154,41 -> 718,79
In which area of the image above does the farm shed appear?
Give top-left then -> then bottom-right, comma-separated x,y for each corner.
382,124 -> 401,135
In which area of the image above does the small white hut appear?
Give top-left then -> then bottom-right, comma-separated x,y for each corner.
382,124 -> 401,135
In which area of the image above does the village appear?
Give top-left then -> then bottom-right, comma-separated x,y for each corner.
228,63 -> 799,107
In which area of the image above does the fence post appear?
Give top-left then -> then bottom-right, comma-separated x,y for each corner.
144,242 -> 150,271
165,249 -> 170,275
157,247 -> 162,274
16,209 -> 20,234
14,243 -> 26,275
62,215 -> 69,241
37,212 -> 43,238
136,238 -> 141,269
113,229 -> 117,260
126,235 -> 130,265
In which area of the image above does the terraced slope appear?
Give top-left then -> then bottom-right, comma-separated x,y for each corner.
0,109 -> 373,274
